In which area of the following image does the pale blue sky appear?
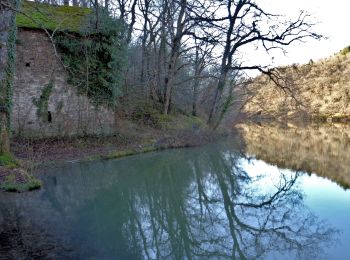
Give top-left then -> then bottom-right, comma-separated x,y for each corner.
246,0 -> 350,66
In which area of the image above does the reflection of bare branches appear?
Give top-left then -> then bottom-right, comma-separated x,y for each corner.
235,171 -> 300,209
1,145 -> 338,259
113,147 -> 338,259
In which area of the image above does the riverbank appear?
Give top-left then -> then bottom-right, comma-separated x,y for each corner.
0,153 -> 42,192
1,115 -> 229,192
13,127 -> 226,168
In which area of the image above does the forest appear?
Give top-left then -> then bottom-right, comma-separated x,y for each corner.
0,0 -> 320,190
1,0 -> 321,135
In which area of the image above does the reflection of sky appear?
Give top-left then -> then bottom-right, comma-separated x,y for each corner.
238,157 -> 350,259
302,174 -> 350,260
238,157 -> 299,193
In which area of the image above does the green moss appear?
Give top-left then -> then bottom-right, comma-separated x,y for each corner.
16,1 -> 91,32
142,146 -> 157,153
108,149 -> 137,158
185,115 -> 206,128
156,114 -> 173,128
106,145 -> 158,160
165,114 -> 206,130
0,174 -> 42,192
132,104 -> 163,127
0,153 -> 19,168
83,154 -> 101,162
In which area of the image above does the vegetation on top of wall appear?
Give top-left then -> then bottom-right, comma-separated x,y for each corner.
55,10 -> 126,106
16,1 -> 125,108
16,0 -> 91,32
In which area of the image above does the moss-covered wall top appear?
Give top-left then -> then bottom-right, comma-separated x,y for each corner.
16,1 -> 91,32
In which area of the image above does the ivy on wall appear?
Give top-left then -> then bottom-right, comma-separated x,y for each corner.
33,81 -> 53,121
0,0 -> 20,153
0,0 -> 20,127
55,9 -> 126,107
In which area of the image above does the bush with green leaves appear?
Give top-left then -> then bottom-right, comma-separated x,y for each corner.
55,9 -> 126,107
0,152 -> 19,168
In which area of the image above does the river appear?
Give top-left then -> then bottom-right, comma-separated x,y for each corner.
0,123 -> 349,259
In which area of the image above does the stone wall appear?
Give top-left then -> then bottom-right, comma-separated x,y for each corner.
11,28 -> 116,137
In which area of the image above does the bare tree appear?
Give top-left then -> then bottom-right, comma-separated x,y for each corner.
162,0 -> 188,114
189,40 -> 215,116
189,0 -> 321,127
12,0 -> 321,129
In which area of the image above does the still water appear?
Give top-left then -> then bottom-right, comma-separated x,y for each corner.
1,123 -> 350,259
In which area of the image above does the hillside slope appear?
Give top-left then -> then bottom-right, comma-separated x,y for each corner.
242,49 -> 350,121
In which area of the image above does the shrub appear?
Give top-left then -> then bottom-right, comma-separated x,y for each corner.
0,174 -> 42,192
340,46 -> 350,55
131,103 -> 170,128
0,153 -> 19,168
54,9 -> 127,107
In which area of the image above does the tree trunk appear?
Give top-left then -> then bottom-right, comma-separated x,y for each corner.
207,71 -> 227,127
163,0 -> 187,115
192,46 -> 202,117
192,79 -> 199,116
0,114 -> 9,154
0,1 -> 13,154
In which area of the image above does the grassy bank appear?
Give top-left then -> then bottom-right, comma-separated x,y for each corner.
1,111 -> 229,192
9,113 -> 228,176
0,153 -> 41,192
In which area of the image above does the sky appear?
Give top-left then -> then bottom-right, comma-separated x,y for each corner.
244,0 -> 350,67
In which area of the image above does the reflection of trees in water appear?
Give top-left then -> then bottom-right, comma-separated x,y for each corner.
238,123 -> 350,189
0,198 -> 73,259
82,147 -> 337,259
0,146 -> 338,259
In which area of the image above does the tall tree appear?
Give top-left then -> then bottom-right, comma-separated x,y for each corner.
190,0 -> 321,127
162,0 -> 188,114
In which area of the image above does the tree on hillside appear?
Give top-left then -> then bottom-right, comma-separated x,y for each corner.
188,0 -> 322,128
